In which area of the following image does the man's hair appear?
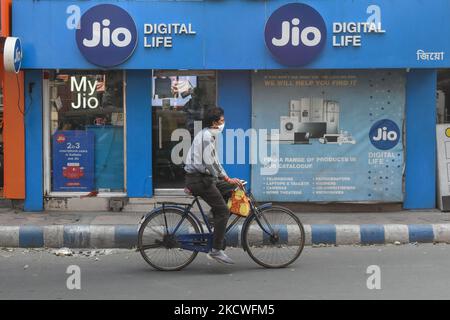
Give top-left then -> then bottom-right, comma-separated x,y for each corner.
203,107 -> 224,128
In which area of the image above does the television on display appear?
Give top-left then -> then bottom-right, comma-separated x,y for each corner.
297,122 -> 327,138
154,78 -> 172,98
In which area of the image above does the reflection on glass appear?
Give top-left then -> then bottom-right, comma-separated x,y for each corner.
152,71 -> 217,189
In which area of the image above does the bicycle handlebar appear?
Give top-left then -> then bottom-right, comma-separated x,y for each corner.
233,180 -> 248,191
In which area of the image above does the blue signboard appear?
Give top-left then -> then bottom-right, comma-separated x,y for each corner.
12,0 -> 450,69
264,3 -> 327,66
251,70 -> 405,202
52,130 -> 95,192
3,37 -> 22,73
75,4 -> 138,67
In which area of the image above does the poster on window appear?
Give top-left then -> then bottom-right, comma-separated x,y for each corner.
251,70 -> 405,202
52,130 -> 95,192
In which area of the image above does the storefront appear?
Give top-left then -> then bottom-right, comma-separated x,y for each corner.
10,0 -> 450,211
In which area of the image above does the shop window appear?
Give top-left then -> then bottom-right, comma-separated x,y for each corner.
152,70 -> 217,189
48,70 -> 125,193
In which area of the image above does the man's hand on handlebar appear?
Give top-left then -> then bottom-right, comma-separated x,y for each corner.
225,176 -> 245,189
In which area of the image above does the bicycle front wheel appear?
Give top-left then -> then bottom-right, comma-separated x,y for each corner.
242,206 -> 305,268
138,208 -> 200,271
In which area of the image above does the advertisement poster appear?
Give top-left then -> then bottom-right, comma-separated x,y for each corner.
251,70 -> 405,202
86,126 -> 124,191
52,130 -> 95,192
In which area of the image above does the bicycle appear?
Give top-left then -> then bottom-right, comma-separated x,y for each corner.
137,182 -> 305,271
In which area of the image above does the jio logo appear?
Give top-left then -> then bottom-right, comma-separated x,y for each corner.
264,3 -> 327,66
76,4 -> 137,67
14,39 -> 22,73
369,119 -> 400,150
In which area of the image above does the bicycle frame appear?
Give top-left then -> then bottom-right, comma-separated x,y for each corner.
145,188 -> 274,254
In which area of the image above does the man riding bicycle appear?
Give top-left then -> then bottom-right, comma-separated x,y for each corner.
184,107 -> 243,265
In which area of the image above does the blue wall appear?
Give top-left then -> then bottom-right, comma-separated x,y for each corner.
404,69 -> 437,209
24,71 -> 43,211
218,71 -> 252,188
126,70 -> 153,197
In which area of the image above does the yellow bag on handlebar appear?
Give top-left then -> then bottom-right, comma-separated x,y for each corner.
227,189 -> 251,217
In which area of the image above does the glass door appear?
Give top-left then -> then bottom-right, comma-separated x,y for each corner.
152,70 -> 217,190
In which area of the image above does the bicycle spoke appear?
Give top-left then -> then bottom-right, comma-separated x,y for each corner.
138,209 -> 200,271
244,207 -> 305,268
141,243 -> 163,250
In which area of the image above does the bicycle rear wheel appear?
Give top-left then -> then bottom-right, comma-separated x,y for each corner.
138,208 -> 200,271
242,206 -> 305,268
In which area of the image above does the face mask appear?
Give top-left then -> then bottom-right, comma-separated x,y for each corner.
209,123 -> 225,135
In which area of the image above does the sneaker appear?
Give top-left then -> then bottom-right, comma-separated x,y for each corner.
207,249 -> 235,265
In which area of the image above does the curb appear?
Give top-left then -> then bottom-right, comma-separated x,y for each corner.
1,224 -> 450,248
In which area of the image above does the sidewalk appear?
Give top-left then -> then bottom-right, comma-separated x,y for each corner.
0,207 -> 449,248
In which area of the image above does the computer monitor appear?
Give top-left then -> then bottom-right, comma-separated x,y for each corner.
297,122 -> 327,138
154,77 -> 172,98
